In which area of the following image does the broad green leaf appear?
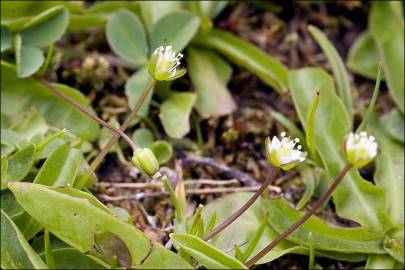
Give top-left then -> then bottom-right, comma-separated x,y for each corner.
381,108 -> 404,143
20,6 -> 69,47
9,182 -> 152,266
366,254 -> 397,269
160,92 -> 196,138
383,226 -> 404,264
193,29 -> 288,93
149,11 -> 200,52
264,198 -> 385,254
308,25 -> 353,123
0,190 -> 24,218
151,140 -> 173,165
139,1 -> 182,32
1,144 -> 35,190
368,114 -> 404,225
40,248 -> 105,269
1,25 -> 12,52
347,32 -> 384,80
132,128 -> 154,148
1,157 -> 8,181
189,1 -> 228,19
93,230 -> 131,268
12,107 -> 48,142
171,233 -> 247,269
1,129 -> 25,150
1,63 -> 99,141
34,144 -> 81,186
1,209 -> 48,269
14,34 -> 45,78
125,67 -> 154,124
36,137 -> 66,160
369,2 -> 404,113
13,212 -> 43,240
188,47 -> 236,118
106,9 -> 148,66
135,243 -> 193,269
289,68 -> 390,230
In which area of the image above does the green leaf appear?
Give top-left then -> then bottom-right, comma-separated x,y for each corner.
8,182 -> 152,266
368,113 -> 404,225
135,243 -> 193,269
106,9 -> 148,66
132,128 -> 154,148
1,144 -> 35,190
193,29 -> 288,93
149,11 -> 200,52
369,2 -> 404,113
347,32 -> 385,80
1,156 -> 8,181
12,107 -> 48,143
0,190 -> 24,218
13,211 -> 43,240
20,6 -> 69,47
1,209 -> 48,269
380,108 -> 404,143
139,1 -> 182,33
14,34 -> 45,78
160,92 -> 196,138
270,111 -> 307,149
34,144 -> 81,186
93,230 -> 131,268
366,254 -> 397,269
1,25 -> 12,52
264,198 -> 385,254
125,67 -> 154,123
151,140 -> 173,165
308,25 -> 353,123
188,47 -> 236,118
383,226 -> 404,264
40,248 -> 106,269
171,233 -> 247,269
1,63 -> 100,141
289,68 -> 391,230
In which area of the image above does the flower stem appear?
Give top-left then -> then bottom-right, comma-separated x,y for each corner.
203,167 -> 280,241
77,79 -> 156,188
245,163 -> 353,267
36,77 -> 137,151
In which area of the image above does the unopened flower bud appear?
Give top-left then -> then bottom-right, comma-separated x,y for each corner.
344,132 -> 378,168
132,148 -> 159,175
148,46 -> 186,81
265,132 -> 306,170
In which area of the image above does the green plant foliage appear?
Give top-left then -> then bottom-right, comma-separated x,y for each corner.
380,108 -> 405,143
132,128 -> 154,148
264,198 -> 385,254
149,11 -> 200,52
193,29 -> 289,93
106,9 -> 148,66
289,68 -> 391,231
40,248 -> 105,269
14,34 -> 45,78
139,1 -> 182,32
369,2 -> 404,113
308,25 -> 353,123
1,209 -> 48,269
295,165 -> 316,210
171,233 -> 247,269
347,32 -> 384,80
160,92 -> 196,138
1,25 -> 12,52
1,63 -> 99,141
151,140 -> 173,165
188,47 -> 236,118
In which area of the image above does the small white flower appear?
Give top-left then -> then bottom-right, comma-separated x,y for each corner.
265,132 -> 306,170
344,132 -> 378,168
148,46 -> 186,81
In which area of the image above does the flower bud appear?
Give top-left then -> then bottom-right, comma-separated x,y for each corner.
344,132 -> 377,168
148,46 -> 186,81
132,148 -> 159,175
265,132 -> 306,170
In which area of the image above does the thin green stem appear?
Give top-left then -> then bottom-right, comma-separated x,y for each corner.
39,43 -> 54,75
245,164 -> 353,267
36,77 -> 137,151
203,167 -> 280,241
78,79 -> 156,188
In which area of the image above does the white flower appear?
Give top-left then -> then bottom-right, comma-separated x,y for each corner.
148,46 -> 186,81
265,132 -> 306,170
344,132 -> 378,168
